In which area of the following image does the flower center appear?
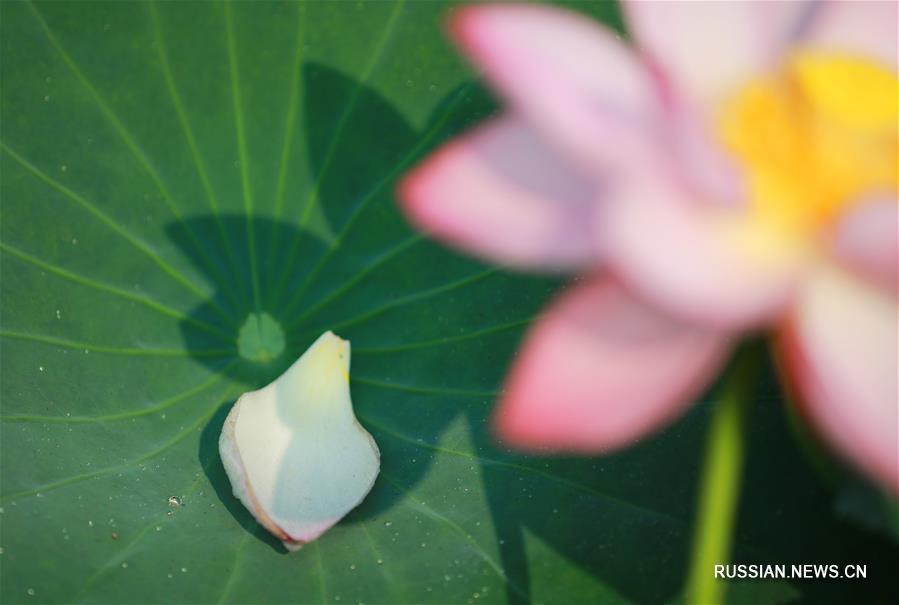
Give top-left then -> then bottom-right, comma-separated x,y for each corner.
719,52 -> 897,237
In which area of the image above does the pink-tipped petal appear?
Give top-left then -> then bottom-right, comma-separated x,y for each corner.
831,197 -> 898,293
450,3 -> 663,172
624,0 -> 812,106
779,265 -> 898,494
495,276 -> 731,452
667,106 -> 746,206
803,0 -> 898,69
604,178 -> 805,329
398,115 -> 601,271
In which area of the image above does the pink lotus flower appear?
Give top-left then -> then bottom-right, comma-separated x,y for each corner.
398,2 -> 898,493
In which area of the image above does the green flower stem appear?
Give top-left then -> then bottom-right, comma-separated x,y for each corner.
685,343 -> 762,605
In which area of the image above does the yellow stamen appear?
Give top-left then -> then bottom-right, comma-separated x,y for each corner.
719,52 -> 898,237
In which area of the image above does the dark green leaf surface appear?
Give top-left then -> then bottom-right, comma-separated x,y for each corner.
1,2 -> 897,604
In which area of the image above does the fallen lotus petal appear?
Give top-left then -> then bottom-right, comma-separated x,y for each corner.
219,331 -> 380,550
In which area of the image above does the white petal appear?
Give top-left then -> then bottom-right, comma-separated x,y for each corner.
624,0 -> 811,106
220,332 -> 380,550
779,265 -> 898,494
803,1 -> 898,69
603,177 -> 805,329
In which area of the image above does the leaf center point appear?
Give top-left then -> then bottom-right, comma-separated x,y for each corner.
237,312 -> 286,363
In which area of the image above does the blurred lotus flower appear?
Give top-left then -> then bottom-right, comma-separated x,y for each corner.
398,2 -> 898,493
